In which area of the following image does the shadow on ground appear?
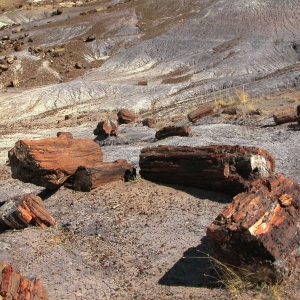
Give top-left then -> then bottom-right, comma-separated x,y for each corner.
159,236 -> 219,288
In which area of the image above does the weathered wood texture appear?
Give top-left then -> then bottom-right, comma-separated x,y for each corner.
93,119 -> 119,136
0,194 -> 55,230
155,126 -> 190,140
0,260 -> 49,299
273,108 -> 298,125
139,145 -> 275,195
117,109 -> 137,124
8,136 -> 104,189
73,159 -> 133,192
187,103 -> 214,123
207,174 -> 300,284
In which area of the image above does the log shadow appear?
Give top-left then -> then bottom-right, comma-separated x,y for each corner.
287,123 -> 300,131
158,236 -> 218,288
162,183 -> 232,204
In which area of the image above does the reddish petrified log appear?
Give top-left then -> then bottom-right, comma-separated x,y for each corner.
57,131 -> 73,138
0,194 -> 55,230
0,260 -> 49,299
117,109 -> 137,124
73,159 -> 134,192
155,126 -> 191,140
8,136 -> 104,189
139,145 -> 275,195
187,103 -> 214,122
273,108 -> 297,125
93,119 -> 119,136
207,174 -> 300,284
142,118 -> 156,128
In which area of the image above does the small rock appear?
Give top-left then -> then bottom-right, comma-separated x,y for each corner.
65,114 -> 72,120
14,43 -> 22,51
142,118 -> 156,128
6,57 -> 14,64
84,35 -> 96,42
117,109 -> 137,124
1,35 -> 10,40
74,62 -> 83,69
0,63 -> 8,71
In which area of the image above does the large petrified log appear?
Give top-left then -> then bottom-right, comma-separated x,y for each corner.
139,145 -> 275,195
0,194 -> 55,230
0,260 -> 49,299
273,108 -> 298,125
155,126 -> 190,140
73,159 -> 134,192
8,136 -> 104,189
206,174 -> 300,284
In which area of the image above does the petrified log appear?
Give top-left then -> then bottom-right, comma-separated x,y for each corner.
273,108 -> 298,125
57,131 -> 73,138
93,119 -> 119,136
139,145 -> 275,195
0,260 -> 49,299
142,118 -> 156,128
0,194 -> 55,230
187,103 -> 214,123
206,174 -> 300,284
155,126 -> 190,140
117,109 -> 137,124
8,136 -> 103,189
73,159 -> 133,192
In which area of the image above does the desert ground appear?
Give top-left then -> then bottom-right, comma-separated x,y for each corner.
0,0 -> 300,299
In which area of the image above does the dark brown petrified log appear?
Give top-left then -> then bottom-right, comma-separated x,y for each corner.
0,194 -> 56,230
93,119 -> 119,136
206,174 -> 300,284
187,103 -> 214,123
155,126 -> 190,140
8,136 -> 103,189
0,260 -> 49,299
139,145 -> 275,195
273,108 -> 298,125
73,159 -> 133,192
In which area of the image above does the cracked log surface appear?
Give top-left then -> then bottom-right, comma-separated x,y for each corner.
73,159 -> 134,192
0,260 -> 49,300
206,174 -> 300,284
139,145 -> 275,195
0,194 -> 55,230
8,136 -> 103,189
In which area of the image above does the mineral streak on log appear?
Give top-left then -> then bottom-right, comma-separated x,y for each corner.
0,194 -> 56,230
207,174 -> 300,284
8,136 -> 104,189
0,260 -> 49,299
73,159 -> 134,192
139,145 -> 275,195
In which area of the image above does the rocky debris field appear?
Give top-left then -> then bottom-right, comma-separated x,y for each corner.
0,0 -> 300,299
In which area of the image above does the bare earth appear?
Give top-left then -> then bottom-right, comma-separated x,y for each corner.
0,1 -> 300,299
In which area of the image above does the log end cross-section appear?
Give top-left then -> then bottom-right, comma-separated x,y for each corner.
206,174 -> 300,284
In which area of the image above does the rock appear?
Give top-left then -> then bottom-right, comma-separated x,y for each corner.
0,260 -> 49,299
0,64 -> 8,71
0,194 -> 56,230
6,57 -> 14,64
57,132 -> 73,138
74,62 -> 83,69
138,80 -> 148,86
1,35 -> 10,40
139,145 -> 275,195
14,43 -> 21,51
155,125 -> 190,140
8,136 -> 104,189
65,114 -> 72,120
10,78 -> 19,87
273,108 -> 298,125
93,119 -> 119,136
73,159 -> 134,192
84,35 -> 96,42
142,118 -> 156,128
187,103 -> 214,122
117,109 -> 137,124
207,174 -> 300,284
221,107 -> 239,115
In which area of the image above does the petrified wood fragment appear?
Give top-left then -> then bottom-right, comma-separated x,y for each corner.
0,194 -> 55,230
8,136 -> 103,189
142,118 -> 156,128
57,131 -> 73,138
139,145 -> 275,195
73,159 -> 133,192
93,119 -> 119,136
117,109 -> 137,124
206,174 -> 300,284
187,103 -> 214,123
273,108 -> 298,125
0,260 -> 49,299
155,126 -> 190,140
